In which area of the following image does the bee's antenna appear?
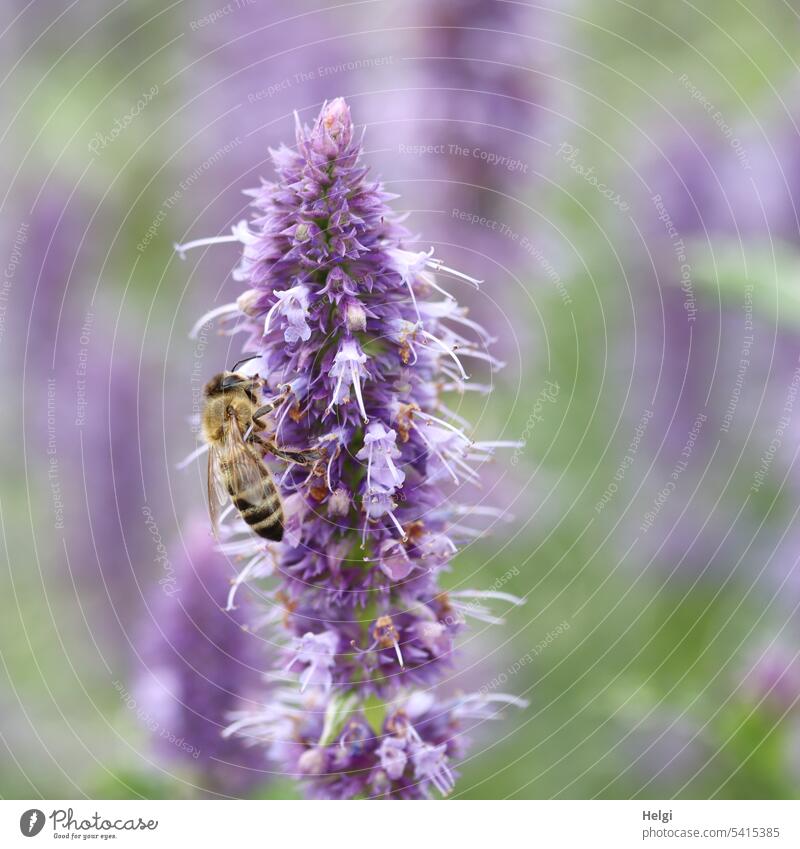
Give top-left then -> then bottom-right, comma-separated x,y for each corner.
231,353 -> 260,372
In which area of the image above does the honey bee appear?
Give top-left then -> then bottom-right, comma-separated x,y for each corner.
201,370 -> 316,541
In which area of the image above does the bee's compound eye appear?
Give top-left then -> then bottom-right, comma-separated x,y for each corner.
221,373 -> 245,390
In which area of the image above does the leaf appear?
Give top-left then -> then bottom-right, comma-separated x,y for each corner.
318,691 -> 358,747
362,693 -> 387,735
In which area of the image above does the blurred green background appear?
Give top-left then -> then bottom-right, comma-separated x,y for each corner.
2,0 -> 800,799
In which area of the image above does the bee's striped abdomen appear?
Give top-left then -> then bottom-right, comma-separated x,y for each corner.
225,468 -> 284,542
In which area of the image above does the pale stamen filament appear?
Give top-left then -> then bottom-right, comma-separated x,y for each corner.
383,448 -> 403,484
412,423 -> 460,485
326,370 -> 346,418
454,505 -> 509,519
174,230 -> 242,259
425,258 -> 483,288
386,509 -> 408,541
226,553 -> 269,611
441,381 -> 490,394
449,454 -> 482,484
455,347 -> 506,370
436,402 -> 471,430
474,440 -> 524,450
262,299 -> 283,335
326,451 -> 337,492
420,329 -> 469,380
415,410 -> 472,443
451,589 -> 525,605
444,311 -> 496,343
189,303 -> 239,339
418,271 -> 455,301
402,276 -> 422,322
350,360 -> 369,423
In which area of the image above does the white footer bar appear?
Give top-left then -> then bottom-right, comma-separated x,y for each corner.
1,800 -> 796,848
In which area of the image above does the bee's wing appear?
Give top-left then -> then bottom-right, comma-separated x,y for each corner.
222,413 -> 270,509
207,442 -> 229,537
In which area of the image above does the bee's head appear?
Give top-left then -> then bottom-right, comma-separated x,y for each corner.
203,371 -> 250,397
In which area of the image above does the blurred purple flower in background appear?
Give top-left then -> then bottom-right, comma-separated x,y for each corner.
136,517 -> 268,796
397,0 -> 571,319
742,643 -> 800,716
65,324 -> 155,642
412,0 -> 563,218
611,103 -> 800,791
0,181 -> 166,667
621,114 -> 800,589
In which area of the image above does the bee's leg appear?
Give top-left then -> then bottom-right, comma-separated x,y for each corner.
253,384 -> 292,423
250,405 -> 273,431
245,408 -> 277,441
270,446 -> 319,467
251,383 -> 295,434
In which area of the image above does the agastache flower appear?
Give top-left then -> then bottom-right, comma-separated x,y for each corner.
325,338 -> 370,422
177,98 -> 526,798
287,630 -> 340,694
262,283 -> 312,343
230,688 -> 527,799
357,422 -> 405,511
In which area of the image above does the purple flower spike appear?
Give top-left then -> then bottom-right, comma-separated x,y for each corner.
178,99 -> 527,797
